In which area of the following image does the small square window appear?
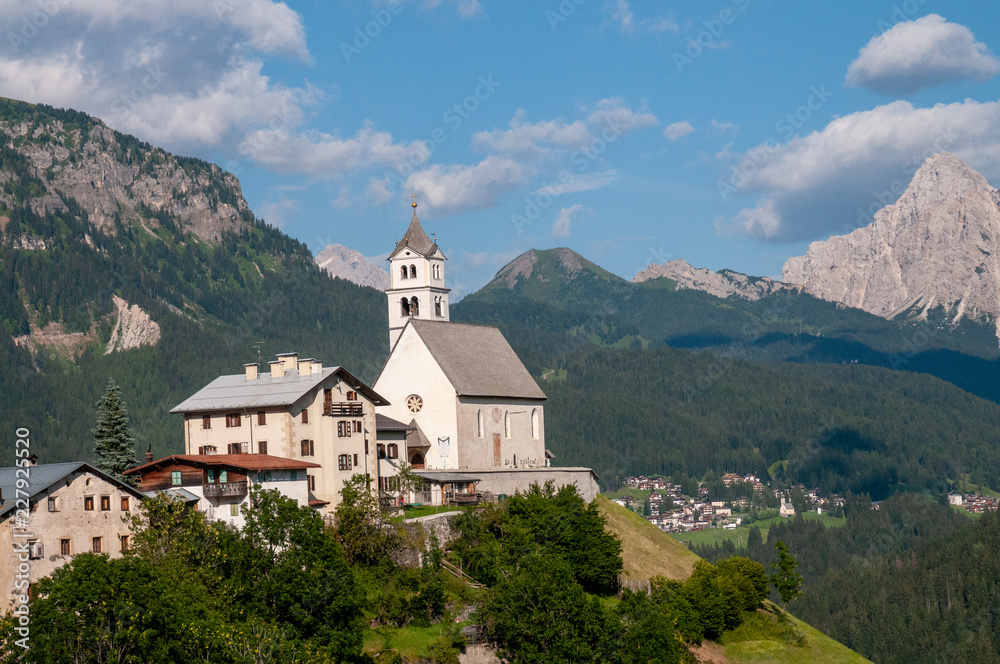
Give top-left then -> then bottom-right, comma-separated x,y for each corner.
230,503 -> 240,517
202,415 -> 211,429
226,414 -> 241,428
257,411 -> 266,426
121,497 -> 130,511
258,441 -> 268,455
171,471 -> 182,486
92,537 -> 102,554
48,497 -> 57,512
84,496 -> 94,511
100,496 -> 111,511
60,539 -> 71,556
301,409 -> 309,424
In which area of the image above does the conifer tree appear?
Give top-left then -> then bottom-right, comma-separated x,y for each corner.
770,540 -> 803,613
93,378 -> 139,487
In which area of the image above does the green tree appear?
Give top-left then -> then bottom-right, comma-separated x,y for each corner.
770,540 -> 803,612
335,473 -> 401,566
92,378 -> 139,487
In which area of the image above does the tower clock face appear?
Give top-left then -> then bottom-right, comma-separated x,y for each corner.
406,394 -> 424,413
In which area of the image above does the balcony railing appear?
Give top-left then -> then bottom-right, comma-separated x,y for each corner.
324,402 -> 364,417
204,481 -> 248,498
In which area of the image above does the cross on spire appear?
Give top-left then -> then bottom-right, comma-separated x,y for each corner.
409,192 -> 419,208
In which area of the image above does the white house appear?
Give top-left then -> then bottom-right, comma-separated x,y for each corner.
169,353 -> 388,512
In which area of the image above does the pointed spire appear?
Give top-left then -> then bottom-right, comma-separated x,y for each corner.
390,197 -> 440,259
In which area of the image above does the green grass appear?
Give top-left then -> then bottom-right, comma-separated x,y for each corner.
403,504 -> 464,520
363,622 -> 465,661
596,495 -> 699,581
720,605 -> 871,664
670,512 -> 847,548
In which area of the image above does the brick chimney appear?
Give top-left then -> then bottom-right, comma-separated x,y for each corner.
276,352 -> 298,374
244,363 -> 258,380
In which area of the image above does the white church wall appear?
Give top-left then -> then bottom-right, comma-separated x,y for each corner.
456,397 -> 545,469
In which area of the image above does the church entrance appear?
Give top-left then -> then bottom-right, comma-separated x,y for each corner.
411,452 -> 425,469
493,434 -> 501,467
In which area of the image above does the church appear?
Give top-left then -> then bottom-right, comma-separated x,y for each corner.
374,202 -> 599,503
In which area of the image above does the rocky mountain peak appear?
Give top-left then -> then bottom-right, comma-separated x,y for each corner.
314,244 -> 389,290
634,259 -> 799,300
783,152 -> 1000,337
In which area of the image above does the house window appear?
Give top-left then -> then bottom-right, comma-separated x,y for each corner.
354,420 -> 362,433
308,475 -> 316,491
120,535 -> 129,552
409,264 -> 416,279
84,496 -> 94,511
258,411 -> 266,425
258,441 -> 268,455
28,541 -> 42,559
121,497 -> 130,511
338,454 -> 351,471
100,496 -> 111,511
226,414 -> 241,428
60,539 -> 70,556
531,409 -> 539,440
290,470 -> 297,481
338,421 -> 351,437
171,471 -> 182,486
504,411 -> 511,439
203,415 -> 211,429
477,410 -> 484,438
199,445 -> 217,455
48,497 -> 57,512
387,444 -> 398,459
347,391 -> 358,401
378,444 -> 386,459
301,439 -> 315,456
230,503 -> 240,517
219,471 -> 227,483
92,537 -> 102,554
301,409 -> 309,424
353,453 -> 359,467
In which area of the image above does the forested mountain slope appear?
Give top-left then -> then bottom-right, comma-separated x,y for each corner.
0,98 -> 387,464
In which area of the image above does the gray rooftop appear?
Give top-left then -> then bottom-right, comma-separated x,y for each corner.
389,209 -> 442,260
408,320 -> 546,400
171,366 -> 387,413
376,413 -> 414,431
0,462 -> 145,519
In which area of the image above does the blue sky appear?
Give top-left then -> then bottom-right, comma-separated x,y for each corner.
3,1 -> 1000,297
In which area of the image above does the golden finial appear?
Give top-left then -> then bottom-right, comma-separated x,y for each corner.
409,193 -> 419,208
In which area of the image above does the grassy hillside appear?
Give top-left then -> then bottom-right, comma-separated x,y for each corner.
597,497 -> 869,663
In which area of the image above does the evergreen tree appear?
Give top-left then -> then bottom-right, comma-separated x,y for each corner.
770,540 -> 803,612
93,378 -> 139,487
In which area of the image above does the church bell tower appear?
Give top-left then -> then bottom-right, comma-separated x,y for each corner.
386,200 -> 450,348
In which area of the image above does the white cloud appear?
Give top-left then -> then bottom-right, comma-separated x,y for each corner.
846,14 -> 1000,95
604,0 -> 635,33
383,0 -> 483,18
256,194 -> 299,229
643,17 -> 678,34
711,120 -> 739,133
718,98 -> 1000,242
532,170 -> 618,196
240,121 -> 428,175
475,99 -> 658,157
404,155 -> 531,215
602,1 -> 676,35
664,121 -> 695,141
552,204 -> 585,239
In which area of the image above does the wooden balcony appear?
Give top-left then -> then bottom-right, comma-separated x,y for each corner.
324,402 -> 364,417
203,480 -> 248,499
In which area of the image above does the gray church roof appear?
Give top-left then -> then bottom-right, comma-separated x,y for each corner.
408,320 -> 546,400
389,208 -> 442,260
0,461 -> 145,520
171,366 -> 387,413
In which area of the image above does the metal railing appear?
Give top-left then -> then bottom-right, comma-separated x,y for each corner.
323,402 -> 364,416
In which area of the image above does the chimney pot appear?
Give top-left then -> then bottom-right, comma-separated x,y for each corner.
244,363 -> 258,380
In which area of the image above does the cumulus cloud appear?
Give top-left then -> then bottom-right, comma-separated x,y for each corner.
552,204 -> 586,239
846,15 -> 1000,95
403,155 -> 531,215
240,121 -> 427,175
664,121 -> 695,141
0,0 -> 312,152
717,98 -> 1000,242
474,99 -> 657,157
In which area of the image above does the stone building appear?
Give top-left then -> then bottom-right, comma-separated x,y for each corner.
0,462 -> 145,608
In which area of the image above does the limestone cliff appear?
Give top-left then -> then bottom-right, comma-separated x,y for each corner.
634,259 -> 800,300
314,244 -> 389,290
783,153 -> 1000,336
